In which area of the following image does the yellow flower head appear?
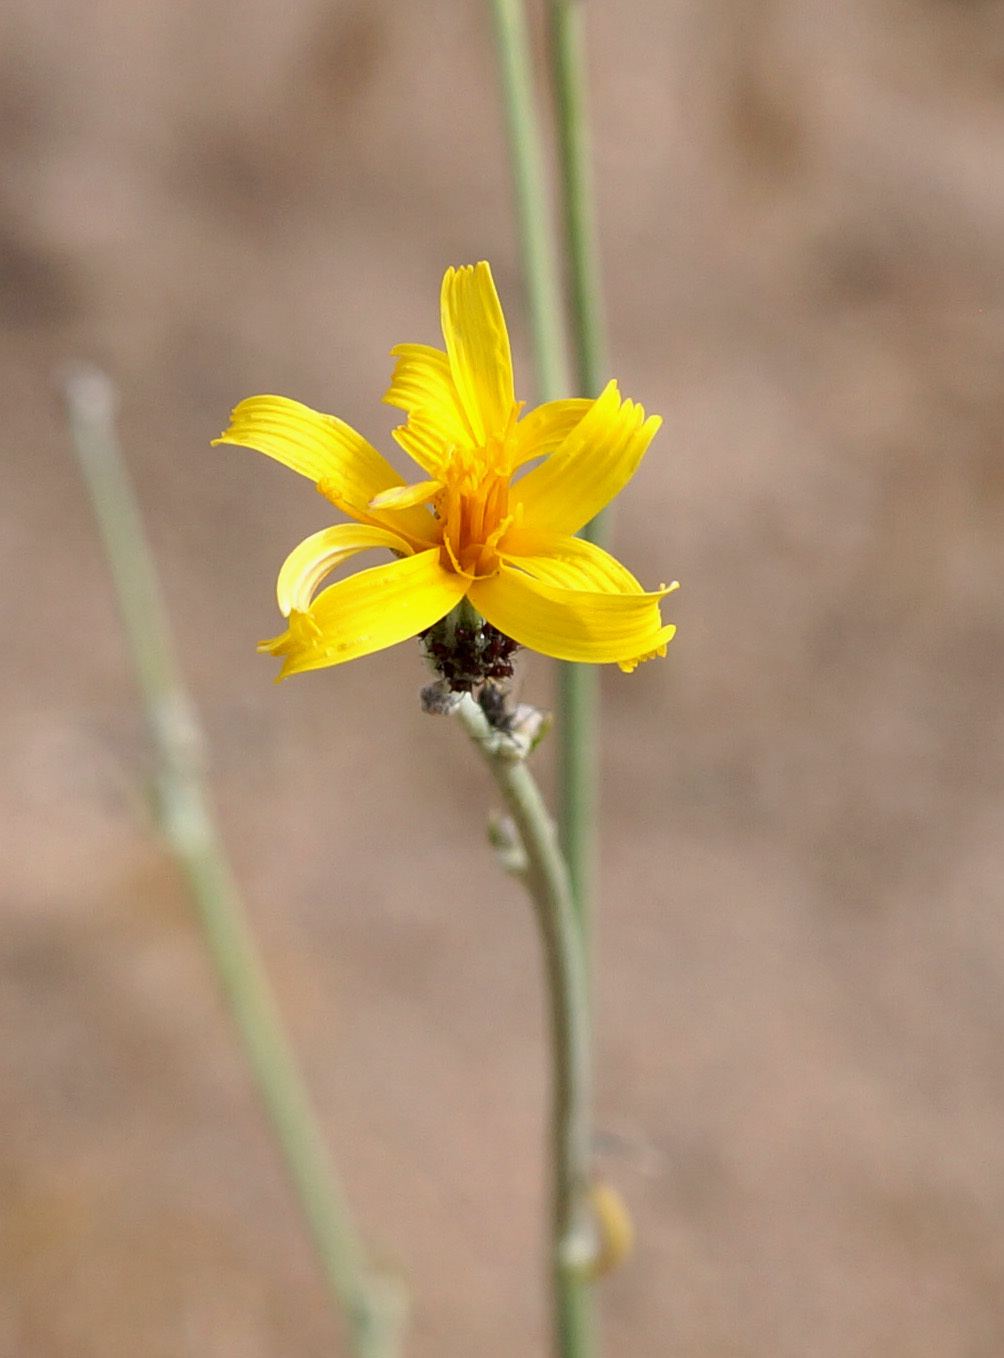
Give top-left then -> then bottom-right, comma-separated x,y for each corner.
214,263 -> 677,679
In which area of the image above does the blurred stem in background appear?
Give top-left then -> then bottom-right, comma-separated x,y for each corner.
546,0 -> 608,949
489,0 -> 569,405
489,1 -> 609,1354
546,0 -> 607,412
490,0 -> 609,935
62,365 -> 405,1358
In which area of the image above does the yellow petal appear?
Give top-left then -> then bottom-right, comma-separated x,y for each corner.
368,479 -> 442,512
275,523 -> 415,616
498,528 -> 648,594
513,380 -> 662,536
215,395 -> 406,502
440,263 -> 515,446
383,343 -> 455,415
512,398 -> 593,470
260,548 -> 469,677
468,565 -> 676,667
391,411 -> 454,475
315,478 -> 438,551
383,343 -> 474,467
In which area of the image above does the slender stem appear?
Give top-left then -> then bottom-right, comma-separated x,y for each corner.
546,0 -> 606,416
62,365 -> 405,1358
488,0 -> 598,936
488,0 -> 569,403
555,659 -> 599,935
487,7 -> 601,1347
455,696 -> 594,1358
547,0 -> 608,944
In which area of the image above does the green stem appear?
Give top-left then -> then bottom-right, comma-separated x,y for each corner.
547,0 -> 608,941
487,7 -> 602,1346
546,0 -> 606,416
554,659 -> 599,936
488,0 -> 569,403
488,0 -> 599,936
455,696 -> 594,1358
62,365 -> 405,1358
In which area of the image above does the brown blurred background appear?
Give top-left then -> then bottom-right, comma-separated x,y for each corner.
3,0 -> 1004,1354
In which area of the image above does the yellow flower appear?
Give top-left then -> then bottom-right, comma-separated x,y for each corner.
214,262 -> 677,679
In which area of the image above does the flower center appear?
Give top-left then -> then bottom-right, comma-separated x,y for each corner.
438,432 -> 513,579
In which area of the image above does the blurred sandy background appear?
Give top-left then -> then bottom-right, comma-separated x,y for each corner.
3,0 -> 1004,1354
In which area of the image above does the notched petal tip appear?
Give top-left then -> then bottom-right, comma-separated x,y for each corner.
616,626 -> 677,673
440,261 -> 515,447
470,566 -> 678,669
616,583 -> 679,670
257,608 -> 321,656
512,378 -> 663,537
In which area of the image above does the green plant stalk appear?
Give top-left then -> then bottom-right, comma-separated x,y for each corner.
488,4 -> 599,1347
489,0 -> 598,922
63,365 -> 404,1358
456,695 -> 594,1358
555,655 -> 599,937
547,0 -> 608,938
546,0 -> 606,417
488,0 -> 569,403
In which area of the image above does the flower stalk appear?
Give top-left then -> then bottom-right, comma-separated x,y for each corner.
546,0 -> 607,418
455,694 -> 595,1358
488,0 -> 569,405
488,0 -> 611,931
489,1 -> 621,1346
63,365 -> 405,1358
545,0 -> 610,941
